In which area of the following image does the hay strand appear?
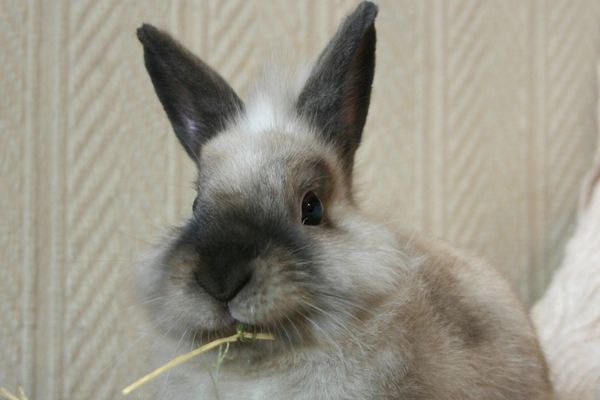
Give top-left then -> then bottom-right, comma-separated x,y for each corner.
0,386 -> 28,400
122,329 -> 274,396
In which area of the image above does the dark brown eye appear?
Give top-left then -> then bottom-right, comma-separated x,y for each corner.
301,191 -> 323,225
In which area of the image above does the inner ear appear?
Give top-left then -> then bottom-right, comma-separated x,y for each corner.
339,22 -> 376,148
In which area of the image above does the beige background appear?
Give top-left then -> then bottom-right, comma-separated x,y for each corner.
1,0 -> 599,398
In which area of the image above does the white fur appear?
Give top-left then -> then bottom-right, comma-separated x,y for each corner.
237,65 -> 311,137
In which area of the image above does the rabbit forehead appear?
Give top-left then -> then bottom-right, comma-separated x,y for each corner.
199,127 -> 340,195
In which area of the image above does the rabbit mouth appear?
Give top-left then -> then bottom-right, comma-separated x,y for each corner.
199,314 -> 314,351
226,300 -> 326,347
181,298 -> 314,348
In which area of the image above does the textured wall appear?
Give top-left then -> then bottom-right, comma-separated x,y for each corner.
1,1 -> 599,398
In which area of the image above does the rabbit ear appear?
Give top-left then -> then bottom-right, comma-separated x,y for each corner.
297,2 -> 377,172
137,24 -> 244,161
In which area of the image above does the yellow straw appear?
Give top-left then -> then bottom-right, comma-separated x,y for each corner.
16,388 -> 27,400
122,331 -> 274,396
0,386 -> 28,400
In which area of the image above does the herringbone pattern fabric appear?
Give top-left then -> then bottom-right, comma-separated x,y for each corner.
1,1 -> 599,398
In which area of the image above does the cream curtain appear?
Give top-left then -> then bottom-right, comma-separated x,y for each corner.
1,1 -> 599,398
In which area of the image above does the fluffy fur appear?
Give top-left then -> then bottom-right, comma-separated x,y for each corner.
134,2 -> 553,399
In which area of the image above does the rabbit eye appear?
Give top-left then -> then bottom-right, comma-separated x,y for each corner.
301,191 -> 323,225
192,197 -> 199,213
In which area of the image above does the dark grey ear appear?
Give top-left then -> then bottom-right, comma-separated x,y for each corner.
297,1 -> 377,171
137,24 -> 244,161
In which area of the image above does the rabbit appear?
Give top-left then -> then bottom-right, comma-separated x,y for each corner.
134,2 -> 554,399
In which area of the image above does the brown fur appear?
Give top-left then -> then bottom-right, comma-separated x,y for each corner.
135,152 -> 554,399
134,3 -> 554,399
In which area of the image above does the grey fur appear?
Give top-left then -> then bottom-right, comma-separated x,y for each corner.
134,2 -> 554,399
137,24 -> 244,161
297,1 -> 377,175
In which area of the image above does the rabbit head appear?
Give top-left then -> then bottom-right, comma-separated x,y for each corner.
136,1 -> 406,351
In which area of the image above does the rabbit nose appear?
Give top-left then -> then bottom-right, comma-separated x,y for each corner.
195,263 -> 252,303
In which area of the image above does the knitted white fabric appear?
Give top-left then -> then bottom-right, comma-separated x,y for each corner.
531,65 -> 600,400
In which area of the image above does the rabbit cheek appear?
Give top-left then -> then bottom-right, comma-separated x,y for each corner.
141,235 -> 234,334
